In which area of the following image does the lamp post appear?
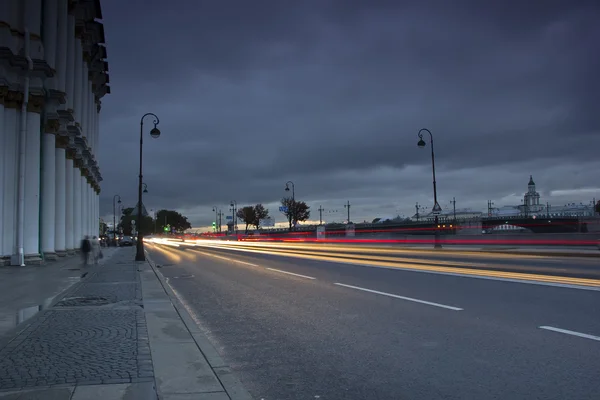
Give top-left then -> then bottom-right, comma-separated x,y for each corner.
344,201 -> 351,224
113,195 -> 121,246
230,201 -> 237,234
135,113 -> 161,261
142,183 -> 148,193
212,207 -> 219,233
285,181 -> 295,229
417,128 -> 442,248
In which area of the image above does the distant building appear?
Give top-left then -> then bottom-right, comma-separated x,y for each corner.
485,175 -> 597,232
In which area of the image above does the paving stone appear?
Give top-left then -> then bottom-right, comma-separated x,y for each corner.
86,270 -> 138,284
55,282 -> 140,306
0,309 -> 153,390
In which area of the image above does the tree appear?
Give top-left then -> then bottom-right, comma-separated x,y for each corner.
236,206 -> 256,234
99,220 -> 108,236
281,197 -> 310,229
596,200 -> 600,214
119,207 -> 153,236
253,204 -> 269,230
155,209 -> 192,233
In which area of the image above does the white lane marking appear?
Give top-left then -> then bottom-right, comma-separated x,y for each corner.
334,282 -> 463,311
265,268 -> 316,280
193,250 -> 260,267
539,326 -> 600,342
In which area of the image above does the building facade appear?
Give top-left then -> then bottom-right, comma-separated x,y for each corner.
0,0 -> 109,265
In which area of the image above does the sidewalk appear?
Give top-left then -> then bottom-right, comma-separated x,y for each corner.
0,247 -> 253,400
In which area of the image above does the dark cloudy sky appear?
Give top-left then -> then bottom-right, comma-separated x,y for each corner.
97,0 -> 600,228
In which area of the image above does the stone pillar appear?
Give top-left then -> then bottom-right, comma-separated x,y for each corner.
80,175 -> 87,237
55,0 -> 68,94
87,88 -> 93,148
95,192 -> 99,236
40,121 -> 57,259
90,185 -> 95,236
42,0 -> 58,87
65,155 -> 74,250
72,165 -> 81,243
65,14 -> 75,111
2,97 -> 18,257
24,0 -> 43,37
94,107 -> 99,152
0,93 -> 4,259
73,38 -> 82,124
81,63 -> 88,136
54,144 -> 66,255
24,96 -> 44,258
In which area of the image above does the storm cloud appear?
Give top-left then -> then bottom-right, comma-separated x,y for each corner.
97,0 -> 600,227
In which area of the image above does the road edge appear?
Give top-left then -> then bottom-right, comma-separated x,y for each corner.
145,251 -> 254,400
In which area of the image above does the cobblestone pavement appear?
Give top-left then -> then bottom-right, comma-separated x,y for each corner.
0,254 -> 154,392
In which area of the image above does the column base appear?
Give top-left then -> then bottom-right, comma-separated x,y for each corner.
55,250 -> 68,257
65,249 -> 77,256
25,254 -> 44,265
43,252 -> 58,261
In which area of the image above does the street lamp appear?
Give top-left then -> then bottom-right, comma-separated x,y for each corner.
136,113 -> 161,261
285,181 -> 295,229
142,183 -> 148,193
113,194 -> 121,246
417,128 -> 442,248
212,207 -> 219,233
230,200 -> 237,234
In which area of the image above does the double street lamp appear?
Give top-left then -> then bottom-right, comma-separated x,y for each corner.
135,113 -> 161,261
417,128 -> 442,248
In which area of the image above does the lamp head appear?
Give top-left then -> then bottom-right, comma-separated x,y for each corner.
150,127 -> 161,139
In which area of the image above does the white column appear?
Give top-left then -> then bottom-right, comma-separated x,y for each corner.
81,63 -> 88,137
0,102 -> 4,257
65,15 -> 75,111
40,131 -> 56,257
42,0 -> 58,80
65,157 -> 74,250
80,175 -> 87,236
96,108 -> 100,152
73,167 -> 81,243
90,186 -> 95,236
73,38 -> 82,124
92,106 -> 100,150
88,87 -> 94,148
2,108 -> 18,256
54,146 -> 66,254
94,191 -> 100,235
24,0 -> 42,36
55,0 -> 68,94
24,111 -> 41,256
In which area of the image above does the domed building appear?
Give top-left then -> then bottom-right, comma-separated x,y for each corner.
521,175 -> 543,215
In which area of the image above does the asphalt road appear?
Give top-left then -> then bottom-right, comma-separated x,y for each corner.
146,242 -> 600,400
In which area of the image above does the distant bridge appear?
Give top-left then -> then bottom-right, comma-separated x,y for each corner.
481,216 -> 580,233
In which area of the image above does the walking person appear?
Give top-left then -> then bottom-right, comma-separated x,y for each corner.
91,236 -> 101,264
80,235 -> 92,267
